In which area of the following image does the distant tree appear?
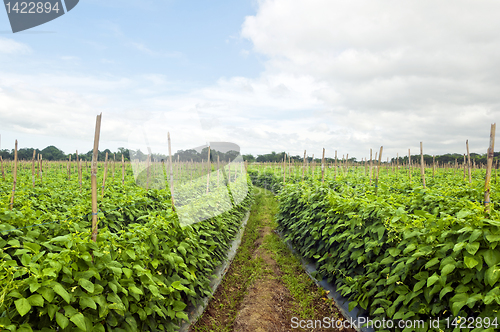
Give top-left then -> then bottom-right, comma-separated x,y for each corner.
243,154 -> 255,162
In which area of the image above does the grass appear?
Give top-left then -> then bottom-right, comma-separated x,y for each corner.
191,188 -> 274,331
191,187 -> 342,331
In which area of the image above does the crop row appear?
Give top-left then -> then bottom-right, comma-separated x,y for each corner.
0,162 -> 253,332
249,166 -> 500,332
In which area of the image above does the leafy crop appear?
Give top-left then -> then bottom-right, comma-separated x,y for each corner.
249,165 -> 500,332
0,162 -> 253,331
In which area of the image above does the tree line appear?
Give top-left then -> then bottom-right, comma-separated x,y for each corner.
1,146 -> 498,165
243,151 -> 500,165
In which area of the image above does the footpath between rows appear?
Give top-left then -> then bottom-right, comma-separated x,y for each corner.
190,187 -> 356,332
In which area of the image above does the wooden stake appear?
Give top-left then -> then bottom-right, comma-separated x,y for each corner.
0,156 -> 4,180
68,154 -> 71,181
206,146 -> 211,194
334,150 -> 338,180
121,154 -> 125,185
9,140 -> 17,210
168,132 -> 175,210
321,148 -> 326,183
466,140 -> 472,184
369,149 -> 373,185
302,150 -> 306,181
29,150 -> 35,187
91,113 -> 102,242
101,152 -> 108,196
420,142 -> 426,188
408,149 -> 411,183
485,123 -> 496,214
78,160 -> 82,191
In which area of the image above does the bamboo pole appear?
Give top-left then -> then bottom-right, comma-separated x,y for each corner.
9,140 -> 18,210
0,156 -> 4,180
466,140 -> 472,184
217,155 -> 220,187
39,154 -> 42,183
302,150 -> 306,181
432,155 -> 435,178
91,113 -> 102,242
396,153 -> 399,179
283,155 -> 286,184
168,132 -> 175,210
485,123 -> 496,214
369,149 -> 373,185
121,154 -> 125,185
68,154 -> 71,181
321,148 -> 325,183
78,160 -> 82,191
31,150 -> 36,187
376,147 -> 383,193
101,152 -> 108,196
334,150 -> 337,180
408,149 -> 411,183
420,142 -> 426,188
463,154 -> 466,181
206,146 -> 211,194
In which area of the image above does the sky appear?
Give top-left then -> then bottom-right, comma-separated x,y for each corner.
0,0 -> 499,161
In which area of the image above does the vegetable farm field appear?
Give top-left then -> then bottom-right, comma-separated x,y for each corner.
0,152 -> 252,332
248,153 -> 500,332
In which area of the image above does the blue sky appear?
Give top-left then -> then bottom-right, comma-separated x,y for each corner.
1,0 -> 500,160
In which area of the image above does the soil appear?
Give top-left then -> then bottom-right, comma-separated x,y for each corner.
190,208 -> 356,332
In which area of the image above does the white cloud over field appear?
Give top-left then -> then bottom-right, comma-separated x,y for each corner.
1,0 -> 500,159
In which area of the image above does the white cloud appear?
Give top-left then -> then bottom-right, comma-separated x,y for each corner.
0,37 -> 31,54
237,0 -> 500,157
2,0 -> 500,159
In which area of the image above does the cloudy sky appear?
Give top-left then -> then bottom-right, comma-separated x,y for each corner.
0,0 -> 499,160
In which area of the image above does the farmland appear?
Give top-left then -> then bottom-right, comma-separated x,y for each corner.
248,154 -> 500,332
0,154 -> 252,331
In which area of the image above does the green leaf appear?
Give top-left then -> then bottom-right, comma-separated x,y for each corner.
176,311 -> 189,321
125,249 -> 136,260
21,254 -> 31,266
484,249 -> 500,267
425,257 -> 440,269
79,278 -> 94,293
440,286 -> 453,299
464,256 -> 479,269
53,283 -> 71,304
427,273 -> 439,287
348,301 -> 358,312
27,294 -> 44,307
70,313 -> 86,331
56,312 -> 69,329
453,242 -> 466,252
486,234 -> 500,243
37,287 -> 55,302
485,265 -> 500,287
441,263 -> 455,276
79,296 -> 97,310
122,268 -> 133,279
450,293 -> 468,316
129,286 -> 143,295
172,301 -> 187,312
465,242 -> 480,255
171,281 -> 187,291
15,298 -> 31,316
469,229 -> 483,242
388,248 -> 401,257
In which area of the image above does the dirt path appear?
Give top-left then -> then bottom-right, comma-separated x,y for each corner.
190,189 -> 355,332
232,225 -> 292,332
